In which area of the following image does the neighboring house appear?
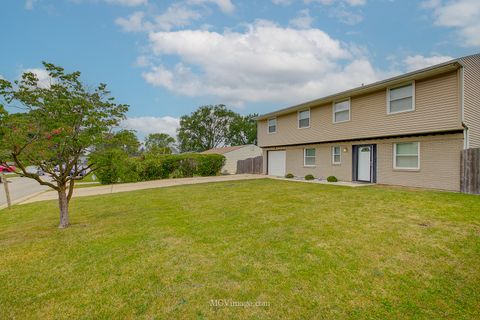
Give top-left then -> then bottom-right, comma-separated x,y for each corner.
255,53 -> 480,191
202,145 -> 263,174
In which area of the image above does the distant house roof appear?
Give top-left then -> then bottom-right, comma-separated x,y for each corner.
201,145 -> 247,155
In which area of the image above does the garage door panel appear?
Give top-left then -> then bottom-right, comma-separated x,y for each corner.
268,151 -> 286,176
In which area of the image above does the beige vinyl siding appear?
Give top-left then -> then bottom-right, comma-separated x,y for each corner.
258,71 -> 462,147
376,134 -> 462,191
263,133 -> 463,191
460,54 -> 480,148
221,145 -> 262,174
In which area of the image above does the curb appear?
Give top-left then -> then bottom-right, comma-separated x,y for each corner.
0,190 -> 49,211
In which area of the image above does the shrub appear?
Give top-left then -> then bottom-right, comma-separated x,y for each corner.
93,152 -> 225,184
327,176 -> 338,182
196,154 -> 225,176
140,157 -> 169,180
91,149 -> 140,184
304,174 -> 315,181
285,173 -> 294,179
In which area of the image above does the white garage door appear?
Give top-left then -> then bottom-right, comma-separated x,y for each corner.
268,151 -> 286,176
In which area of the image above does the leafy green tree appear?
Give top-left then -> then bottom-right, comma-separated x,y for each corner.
144,133 -> 175,155
101,130 -> 140,156
0,62 -> 128,228
227,113 -> 258,146
177,104 -> 237,152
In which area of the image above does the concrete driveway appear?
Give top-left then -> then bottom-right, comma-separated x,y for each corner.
19,174 -> 266,205
0,176 -> 49,209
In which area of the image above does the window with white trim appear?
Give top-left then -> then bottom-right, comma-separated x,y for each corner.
388,83 -> 414,114
268,118 -> 277,133
333,99 -> 350,123
332,146 -> 341,164
304,148 -> 316,166
298,110 -> 310,128
394,142 -> 420,169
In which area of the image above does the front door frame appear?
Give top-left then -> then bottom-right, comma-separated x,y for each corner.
352,144 -> 377,183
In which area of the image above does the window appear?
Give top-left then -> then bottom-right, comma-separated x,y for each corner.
332,146 -> 341,164
394,142 -> 420,169
268,118 -> 277,133
298,110 -> 310,128
333,99 -> 351,123
388,82 -> 414,114
304,148 -> 316,166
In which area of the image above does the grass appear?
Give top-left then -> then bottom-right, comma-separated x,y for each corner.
0,179 -> 479,319
74,172 -> 101,188
77,172 -> 99,183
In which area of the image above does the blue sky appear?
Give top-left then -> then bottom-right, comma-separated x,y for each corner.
0,0 -> 479,137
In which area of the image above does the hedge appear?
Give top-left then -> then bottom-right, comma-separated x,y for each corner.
93,153 -> 225,184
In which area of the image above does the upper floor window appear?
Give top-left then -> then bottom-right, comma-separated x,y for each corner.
333,99 -> 351,123
268,118 -> 277,134
304,148 -> 316,166
394,142 -> 420,170
387,82 -> 415,114
298,110 -> 310,128
332,146 -> 341,164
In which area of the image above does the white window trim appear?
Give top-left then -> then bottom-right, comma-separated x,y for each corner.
267,117 -> 277,134
332,146 -> 341,164
393,142 -> 420,170
297,108 -> 311,129
332,98 -> 351,123
387,81 -> 415,115
304,148 -> 316,167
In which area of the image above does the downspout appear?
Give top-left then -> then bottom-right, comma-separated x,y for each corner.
459,64 -> 469,149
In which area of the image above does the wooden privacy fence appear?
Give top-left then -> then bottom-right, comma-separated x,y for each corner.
237,156 -> 263,174
461,148 -> 480,194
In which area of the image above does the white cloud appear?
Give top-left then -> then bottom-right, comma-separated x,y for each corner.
403,54 -> 453,72
103,0 -> 147,6
22,68 -> 53,89
305,0 -> 365,25
187,0 -> 235,13
272,0 -> 293,5
121,116 -> 180,137
135,55 -> 152,67
115,11 -> 146,32
424,0 -> 480,46
329,6 -> 363,24
154,4 -> 202,31
142,20 -> 388,105
289,9 -> 313,29
116,4 -> 202,32
25,0 -> 38,10
343,0 -> 365,5
305,0 -> 366,6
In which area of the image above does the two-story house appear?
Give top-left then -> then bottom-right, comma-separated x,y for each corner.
255,53 -> 480,191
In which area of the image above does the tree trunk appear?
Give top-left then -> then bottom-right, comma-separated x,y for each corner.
58,188 -> 70,228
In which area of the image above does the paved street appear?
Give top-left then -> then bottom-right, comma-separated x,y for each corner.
0,176 -> 49,208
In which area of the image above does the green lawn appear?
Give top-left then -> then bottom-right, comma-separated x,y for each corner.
1,179 -> 479,319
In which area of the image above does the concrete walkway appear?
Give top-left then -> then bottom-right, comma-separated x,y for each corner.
20,174 -> 266,205
271,176 -> 374,187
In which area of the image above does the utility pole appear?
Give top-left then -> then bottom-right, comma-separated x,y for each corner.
1,172 -> 12,209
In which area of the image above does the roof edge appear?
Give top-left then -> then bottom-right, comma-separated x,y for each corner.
254,58 -> 463,121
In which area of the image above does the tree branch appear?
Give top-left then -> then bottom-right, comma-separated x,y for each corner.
67,179 -> 75,202
12,153 -> 59,191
